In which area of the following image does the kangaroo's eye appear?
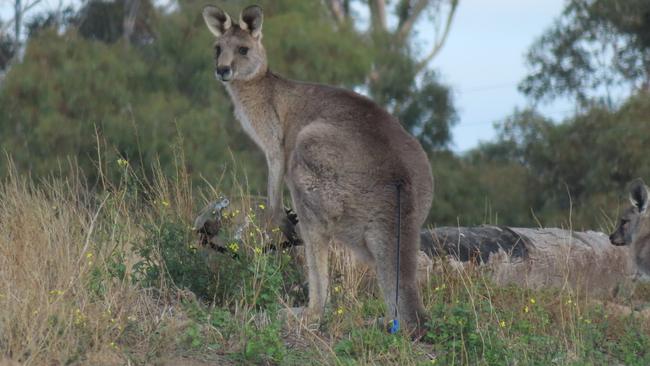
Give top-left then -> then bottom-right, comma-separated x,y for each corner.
238,47 -> 249,56
215,46 -> 222,57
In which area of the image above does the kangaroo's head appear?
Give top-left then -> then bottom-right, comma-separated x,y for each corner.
610,178 -> 649,246
202,5 -> 266,82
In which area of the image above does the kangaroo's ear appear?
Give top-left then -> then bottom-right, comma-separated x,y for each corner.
629,178 -> 649,214
239,5 -> 263,39
202,5 -> 232,37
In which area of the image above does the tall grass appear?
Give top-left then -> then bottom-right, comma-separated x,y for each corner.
1,155 -> 650,365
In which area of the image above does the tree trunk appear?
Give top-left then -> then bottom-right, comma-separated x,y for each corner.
14,0 -> 21,50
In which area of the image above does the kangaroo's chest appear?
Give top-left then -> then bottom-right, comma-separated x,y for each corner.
234,104 -> 262,145
227,88 -> 282,154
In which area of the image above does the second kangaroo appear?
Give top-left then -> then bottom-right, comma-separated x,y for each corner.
202,5 -> 434,332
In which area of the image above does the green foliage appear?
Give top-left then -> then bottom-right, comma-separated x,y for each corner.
334,328 -> 412,365
133,215 -> 304,309
0,3 -> 252,191
181,322 -> 205,350
424,299 -> 510,364
0,26 -> 14,70
134,221 -> 217,298
398,71 -> 458,152
471,93 -> 650,228
0,0 -> 458,199
76,0 -> 155,44
520,0 -> 650,103
426,151 -> 531,227
240,320 -> 286,364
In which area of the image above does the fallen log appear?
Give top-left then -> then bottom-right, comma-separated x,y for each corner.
420,226 -> 529,263
420,226 -> 633,295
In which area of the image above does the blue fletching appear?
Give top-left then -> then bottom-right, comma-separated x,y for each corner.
388,319 -> 400,334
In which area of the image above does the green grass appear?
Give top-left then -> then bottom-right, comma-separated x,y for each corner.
1,159 -> 649,365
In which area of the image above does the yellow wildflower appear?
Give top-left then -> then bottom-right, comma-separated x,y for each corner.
499,320 -> 506,328
272,227 -> 281,233
161,200 -> 170,207
524,306 -> 529,313
333,285 -> 341,293
530,298 -> 536,304
258,204 -> 266,210
74,310 -> 86,325
254,247 -> 263,255
49,290 -> 64,296
336,307 -> 344,315
86,252 -> 93,259
117,158 -> 128,168
228,242 -> 239,253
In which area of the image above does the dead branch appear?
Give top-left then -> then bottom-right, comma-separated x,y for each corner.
415,0 -> 458,73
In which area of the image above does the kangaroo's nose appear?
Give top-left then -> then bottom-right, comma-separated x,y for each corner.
216,66 -> 233,81
609,233 -> 625,246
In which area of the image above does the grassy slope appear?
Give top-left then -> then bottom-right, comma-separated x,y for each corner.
1,160 -> 649,366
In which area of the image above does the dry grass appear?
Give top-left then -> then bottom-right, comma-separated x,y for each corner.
1,158 -> 650,365
0,160 -> 205,365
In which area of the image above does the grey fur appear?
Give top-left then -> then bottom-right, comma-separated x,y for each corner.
202,5 -> 434,331
610,178 -> 650,278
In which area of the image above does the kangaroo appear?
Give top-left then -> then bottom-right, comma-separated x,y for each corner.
202,5 -> 434,332
610,178 -> 650,278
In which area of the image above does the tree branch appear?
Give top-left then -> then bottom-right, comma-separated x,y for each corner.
327,0 -> 346,24
415,0 -> 458,73
370,0 -> 387,31
22,0 -> 43,14
396,0 -> 430,41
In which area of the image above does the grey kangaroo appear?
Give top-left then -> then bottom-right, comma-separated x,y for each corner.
610,178 -> 650,278
202,5 -> 434,331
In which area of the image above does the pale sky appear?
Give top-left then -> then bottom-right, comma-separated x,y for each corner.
431,0 -> 572,153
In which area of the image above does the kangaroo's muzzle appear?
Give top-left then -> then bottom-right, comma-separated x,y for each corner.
216,66 -> 233,82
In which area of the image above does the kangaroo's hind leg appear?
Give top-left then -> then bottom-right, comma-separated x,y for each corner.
365,214 -> 428,333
